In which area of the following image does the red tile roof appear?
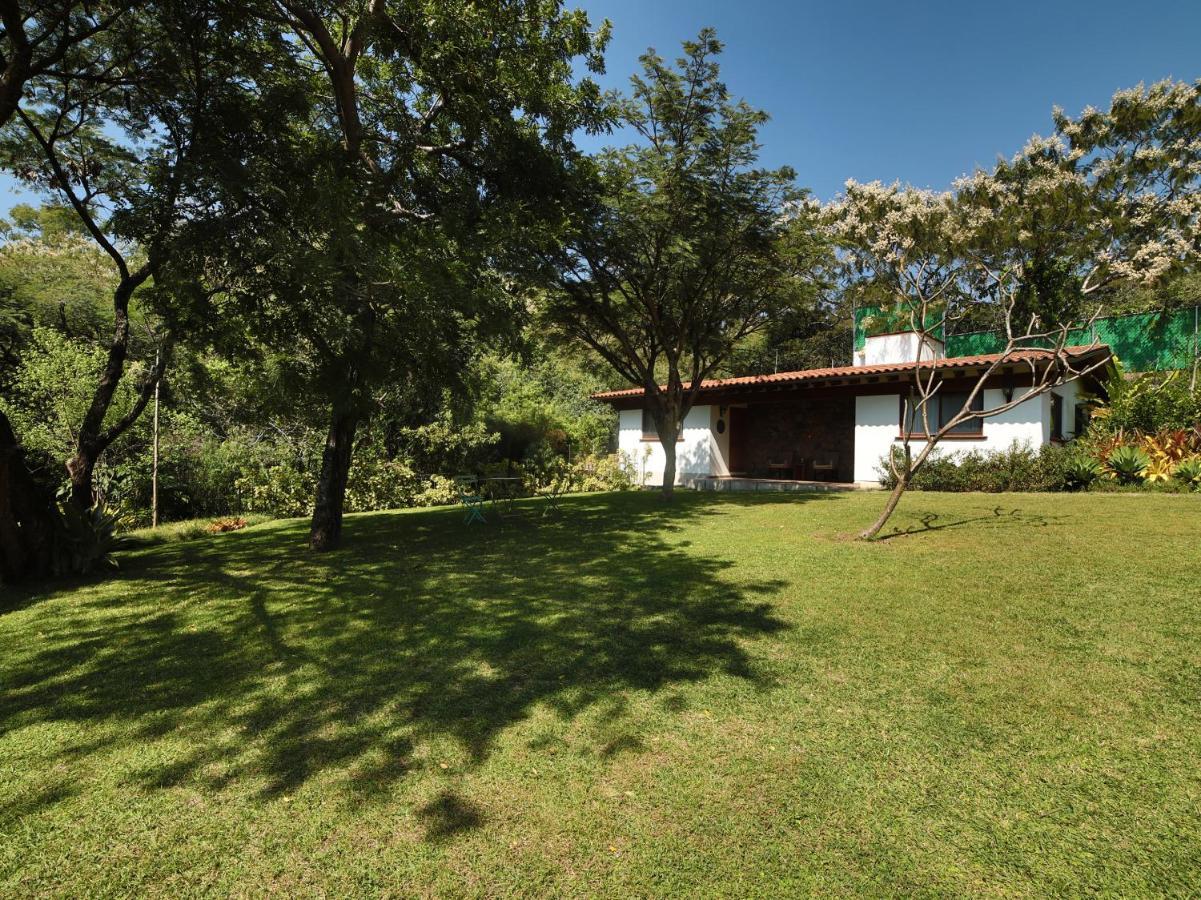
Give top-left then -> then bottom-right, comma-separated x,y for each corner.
591,345 -> 1110,401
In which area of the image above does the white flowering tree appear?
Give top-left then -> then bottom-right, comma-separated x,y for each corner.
832,80 -> 1201,540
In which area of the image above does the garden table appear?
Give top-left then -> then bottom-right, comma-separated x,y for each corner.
482,476 -> 523,519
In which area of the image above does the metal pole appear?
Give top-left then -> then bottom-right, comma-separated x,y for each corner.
1191,304 -> 1198,391
151,350 -> 160,529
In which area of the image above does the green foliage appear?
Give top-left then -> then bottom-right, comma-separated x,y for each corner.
545,29 -> 823,490
1086,360 -> 1201,435
53,499 -> 122,575
1104,445 -> 1151,484
0,226 -> 124,354
480,352 -> 615,459
881,443 -> 1077,492
386,415 -> 500,479
1,326 -> 146,468
1062,453 -> 1104,490
1172,456 -> 1201,491
571,453 -> 636,492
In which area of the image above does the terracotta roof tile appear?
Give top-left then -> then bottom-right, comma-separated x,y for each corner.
591,345 -> 1109,400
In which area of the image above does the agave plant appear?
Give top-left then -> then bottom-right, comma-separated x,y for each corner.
1063,454 -> 1103,490
1174,456 -> 1201,492
53,500 -> 123,576
1104,445 -> 1151,484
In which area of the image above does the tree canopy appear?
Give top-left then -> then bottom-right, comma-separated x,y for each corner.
544,29 -> 825,495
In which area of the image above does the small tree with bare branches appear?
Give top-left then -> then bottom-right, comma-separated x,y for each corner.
832,81 -> 1201,540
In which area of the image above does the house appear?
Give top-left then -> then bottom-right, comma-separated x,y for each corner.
593,327 -> 1112,488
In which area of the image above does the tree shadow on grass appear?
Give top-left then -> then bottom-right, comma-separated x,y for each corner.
0,491 -> 835,825
876,505 -> 1067,540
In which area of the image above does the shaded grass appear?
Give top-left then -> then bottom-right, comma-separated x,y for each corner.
2,490 -> 1200,895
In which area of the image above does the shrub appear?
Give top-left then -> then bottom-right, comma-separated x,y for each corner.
1104,445 -> 1151,484
1063,453 -> 1103,490
55,500 -> 123,575
1087,361 -> 1201,436
880,442 -> 1075,492
571,453 -> 636,492
1173,456 -> 1201,491
234,463 -> 314,517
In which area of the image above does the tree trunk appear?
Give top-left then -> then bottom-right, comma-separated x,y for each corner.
654,396 -> 682,500
309,401 -> 359,552
65,277 -> 146,512
65,449 -> 97,511
0,410 -> 58,583
860,467 -> 910,540
661,436 -> 677,499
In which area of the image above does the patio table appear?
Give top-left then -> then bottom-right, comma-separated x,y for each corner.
481,476 -> 523,519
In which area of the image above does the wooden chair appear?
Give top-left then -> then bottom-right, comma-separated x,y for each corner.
766,458 -> 791,479
811,454 -> 839,482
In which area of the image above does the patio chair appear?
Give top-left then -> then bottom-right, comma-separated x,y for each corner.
766,458 -> 792,479
539,470 -> 574,517
453,475 -> 487,525
811,454 -> 839,482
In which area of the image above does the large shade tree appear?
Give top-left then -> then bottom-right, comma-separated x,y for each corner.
0,1 -> 278,581
544,29 -> 822,497
213,0 -> 612,550
2,0 -> 279,511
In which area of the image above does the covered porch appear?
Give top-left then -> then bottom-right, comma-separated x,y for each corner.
717,393 -> 857,483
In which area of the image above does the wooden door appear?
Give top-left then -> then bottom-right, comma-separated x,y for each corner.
728,406 -> 750,474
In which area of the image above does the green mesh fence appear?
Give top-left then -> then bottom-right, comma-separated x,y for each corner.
854,306 -> 1200,372
852,306 -> 944,348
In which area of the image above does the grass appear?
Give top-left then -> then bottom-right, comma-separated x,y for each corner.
2,490 -> 1200,896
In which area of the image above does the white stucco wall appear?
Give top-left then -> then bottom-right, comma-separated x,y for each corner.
852,383 -> 1084,484
854,332 -> 945,367
709,405 -> 732,477
617,405 -> 721,486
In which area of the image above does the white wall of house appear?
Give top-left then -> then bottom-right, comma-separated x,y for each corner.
854,332 -> 945,367
710,405 -> 732,476
852,382 -> 1086,484
617,405 -> 720,486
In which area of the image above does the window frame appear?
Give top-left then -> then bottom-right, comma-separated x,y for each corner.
1050,391 -> 1064,442
641,407 -> 658,441
898,388 -> 986,440
640,407 -> 685,442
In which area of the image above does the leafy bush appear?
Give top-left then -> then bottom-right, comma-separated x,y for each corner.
1063,453 -> 1103,490
234,462 -> 314,517
1173,456 -> 1201,491
54,500 -> 123,575
571,453 -> 636,492
1086,361 -> 1201,436
880,443 -> 1075,492
1104,445 -> 1151,484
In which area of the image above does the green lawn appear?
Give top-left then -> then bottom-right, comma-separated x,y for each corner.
2,491 -> 1200,896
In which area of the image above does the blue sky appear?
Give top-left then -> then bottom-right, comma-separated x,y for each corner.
575,0 -> 1201,199
3,2 -> 1199,213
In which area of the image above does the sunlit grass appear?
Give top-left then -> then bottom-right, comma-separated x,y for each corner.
2,491 -> 1200,895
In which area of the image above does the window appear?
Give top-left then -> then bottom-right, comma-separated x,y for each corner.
641,407 -> 658,440
1050,392 -> 1064,441
641,407 -> 685,441
1074,403 -> 1089,438
900,389 -> 984,437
